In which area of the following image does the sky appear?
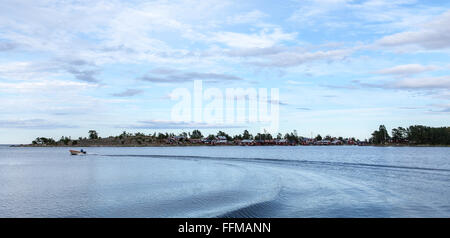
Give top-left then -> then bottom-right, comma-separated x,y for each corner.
1,0 -> 450,144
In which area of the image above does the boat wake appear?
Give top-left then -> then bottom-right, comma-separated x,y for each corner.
100,153 -> 450,173
216,194 -> 286,218
88,152 -> 450,217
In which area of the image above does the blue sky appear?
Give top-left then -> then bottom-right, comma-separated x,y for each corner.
1,0 -> 450,143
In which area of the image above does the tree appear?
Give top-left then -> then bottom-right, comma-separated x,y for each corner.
315,134 -> 322,141
233,134 -> 243,140
59,136 -> 71,145
379,125 -> 389,143
134,132 -> 145,137
32,137 -> 56,145
283,131 -> 298,143
217,131 -> 232,140
242,130 -> 253,140
371,125 -> 390,144
190,130 -> 203,139
88,130 -> 99,140
157,133 -> 167,140
277,133 -> 282,139
392,127 -> 407,143
406,125 -> 450,145
179,132 -> 188,138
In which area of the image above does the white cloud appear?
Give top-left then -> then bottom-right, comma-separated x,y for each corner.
377,10 -> 450,50
0,59 -> 101,82
357,76 -> 450,90
0,80 -> 98,93
111,89 -> 144,97
211,28 -> 296,48
250,48 -> 352,67
226,10 -> 268,25
0,0 -> 232,65
393,76 -> 450,89
375,64 -> 439,76
289,0 -> 350,24
286,80 -> 307,85
0,119 -> 77,129
119,120 -> 245,129
0,61 -> 59,81
288,0 -> 444,39
139,68 -> 243,83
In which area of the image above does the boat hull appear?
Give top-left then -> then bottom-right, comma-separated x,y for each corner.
70,150 -> 86,155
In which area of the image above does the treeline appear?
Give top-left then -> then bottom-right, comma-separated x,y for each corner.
371,125 -> 450,145
32,130 -> 99,145
32,137 -> 57,145
31,125 -> 450,146
31,129 -> 347,146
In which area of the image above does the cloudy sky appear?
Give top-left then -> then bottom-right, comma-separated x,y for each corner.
1,0 -> 450,143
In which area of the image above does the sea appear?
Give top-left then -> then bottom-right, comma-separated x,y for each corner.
0,145 -> 449,217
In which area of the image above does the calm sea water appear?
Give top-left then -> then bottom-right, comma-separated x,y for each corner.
0,145 -> 449,217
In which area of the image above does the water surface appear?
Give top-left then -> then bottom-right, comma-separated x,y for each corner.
1,145 -> 449,217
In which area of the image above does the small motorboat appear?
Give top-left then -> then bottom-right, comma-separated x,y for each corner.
70,149 -> 87,155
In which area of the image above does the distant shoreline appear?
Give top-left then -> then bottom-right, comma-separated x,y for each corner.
10,144 -> 450,148
16,125 -> 450,148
